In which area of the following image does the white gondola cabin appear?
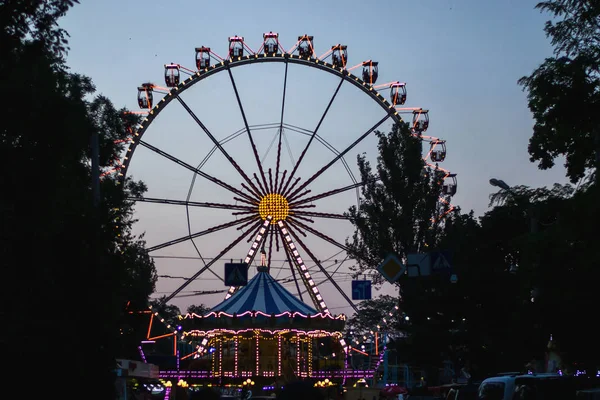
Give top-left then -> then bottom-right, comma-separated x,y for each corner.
137,83 -> 153,109
331,44 -> 348,68
164,64 -> 180,87
263,32 -> 280,55
412,109 -> 429,134
390,82 -> 407,106
297,35 -> 314,58
195,47 -> 211,70
362,60 -> 378,85
228,36 -> 244,58
430,140 -> 446,162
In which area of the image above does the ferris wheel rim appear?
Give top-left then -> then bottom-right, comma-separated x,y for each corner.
118,53 -> 404,184
118,43 -> 455,324
122,53 -> 404,316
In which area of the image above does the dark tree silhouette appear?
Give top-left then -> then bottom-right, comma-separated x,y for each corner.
346,122 -> 448,284
519,0 -> 600,184
1,0 -> 157,395
186,304 -> 211,316
150,296 -> 182,327
345,122 -> 453,368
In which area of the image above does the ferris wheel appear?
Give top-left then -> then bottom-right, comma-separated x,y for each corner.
106,32 -> 458,316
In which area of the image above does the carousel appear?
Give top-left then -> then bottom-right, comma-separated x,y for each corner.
177,256 -> 346,383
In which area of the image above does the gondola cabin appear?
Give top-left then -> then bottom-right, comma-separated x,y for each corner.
137,83 -> 154,109
390,82 -> 407,106
228,36 -> 244,58
412,109 -> 429,133
263,31 -> 280,55
331,44 -> 348,68
297,35 -> 314,58
430,140 -> 446,162
195,47 -> 211,70
442,174 -> 457,196
164,64 -> 180,87
362,60 -> 378,85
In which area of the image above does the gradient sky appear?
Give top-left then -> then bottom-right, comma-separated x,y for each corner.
60,0 -> 568,316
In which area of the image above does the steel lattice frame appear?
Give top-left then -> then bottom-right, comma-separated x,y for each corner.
108,35 -> 458,347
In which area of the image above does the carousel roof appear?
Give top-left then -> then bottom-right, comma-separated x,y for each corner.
210,269 -> 317,315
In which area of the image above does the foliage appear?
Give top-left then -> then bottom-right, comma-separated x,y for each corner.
474,183 -> 597,373
346,122 -> 448,285
345,295 -> 400,337
518,0 -> 600,183
187,304 -> 211,315
0,0 -> 79,60
1,0 -> 157,394
517,1 -> 599,367
345,122 -> 456,369
150,296 -> 182,327
506,184 -> 600,370
347,174 -> 597,374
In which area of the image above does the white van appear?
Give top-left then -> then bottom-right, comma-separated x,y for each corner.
477,373 -> 575,400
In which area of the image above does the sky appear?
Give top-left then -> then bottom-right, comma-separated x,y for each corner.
60,0 -> 569,317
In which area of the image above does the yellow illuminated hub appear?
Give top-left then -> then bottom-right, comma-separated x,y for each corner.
258,193 -> 289,224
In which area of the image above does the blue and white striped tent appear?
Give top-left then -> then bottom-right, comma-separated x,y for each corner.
210,270 -> 317,315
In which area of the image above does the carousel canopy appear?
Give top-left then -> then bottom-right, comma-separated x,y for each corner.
211,269 -> 317,315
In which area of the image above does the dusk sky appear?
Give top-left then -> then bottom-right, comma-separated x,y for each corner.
60,0 -> 569,316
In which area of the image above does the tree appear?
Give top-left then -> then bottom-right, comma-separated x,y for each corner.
345,122 -> 452,368
345,295 -> 400,337
518,0 -> 600,184
346,122 -> 448,283
187,304 -> 211,315
150,296 -> 182,327
486,182 -> 599,373
518,1 -> 600,370
1,0 -> 157,394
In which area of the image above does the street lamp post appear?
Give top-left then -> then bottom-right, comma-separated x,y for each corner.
489,178 -> 540,303
489,178 -> 538,234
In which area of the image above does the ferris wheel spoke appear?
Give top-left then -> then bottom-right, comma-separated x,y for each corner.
226,68 -> 270,193
289,214 -> 314,224
253,172 -> 268,195
231,210 -> 257,217
274,62 -> 289,194
290,204 -> 316,210
299,258 -> 349,297
290,176 -> 379,206
267,227 -> 274,267
293,210 -> 351,220
275,249 -> 346,282
287,217 -> 351,254
139,140 -> 257,203
280,221 -> 359,314
162,218 -> 265,304
175,96 -> 264,199
276,170 -> 288,194
279,228 -> 305,302
224,216 -> 273,299
132,197 -> 254,212
147,215 -> 257,253
286,113 -> 392,199
281,77 -> 345,195
285,177 -> 303,199
235,215 -> 262,232
276,223 -> 325,312
274,227 -> 280,251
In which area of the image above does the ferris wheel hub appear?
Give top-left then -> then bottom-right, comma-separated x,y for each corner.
258,193 -> 289,224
